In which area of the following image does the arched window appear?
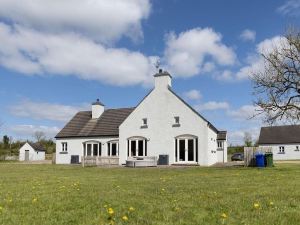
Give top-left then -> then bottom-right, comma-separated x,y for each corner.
83,141 -> 101,157
127,136 -> 147,157
175,135 -> 198,163
107,140 -> 119,156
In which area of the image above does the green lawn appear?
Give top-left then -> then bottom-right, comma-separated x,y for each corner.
0,164 -> 300,225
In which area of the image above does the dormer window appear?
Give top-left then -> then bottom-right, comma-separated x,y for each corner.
172,116 -> 180,127
141,118 -> 148,129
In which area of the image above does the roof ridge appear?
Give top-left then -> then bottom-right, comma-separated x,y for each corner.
261,124 -> 300,128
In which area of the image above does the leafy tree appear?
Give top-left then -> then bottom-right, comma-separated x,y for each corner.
252,28 -> 300,124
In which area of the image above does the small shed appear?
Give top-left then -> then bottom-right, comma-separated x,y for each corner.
19,142 -> 46,161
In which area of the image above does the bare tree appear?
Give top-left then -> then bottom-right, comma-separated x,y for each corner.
251,28 -> 300,124
33,131 -> 46,143
244,132 -> 253,147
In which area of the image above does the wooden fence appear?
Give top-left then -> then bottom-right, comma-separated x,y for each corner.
244,147 -> 272,167
81,156 -> 119,167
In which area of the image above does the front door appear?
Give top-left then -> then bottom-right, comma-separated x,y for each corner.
25,150 -> 29,161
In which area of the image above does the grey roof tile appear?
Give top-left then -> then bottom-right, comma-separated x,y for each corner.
55,108 -> 135,138
258,125 -> 300,144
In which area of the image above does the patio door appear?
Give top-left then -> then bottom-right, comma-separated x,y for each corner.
175,136 -> 197,163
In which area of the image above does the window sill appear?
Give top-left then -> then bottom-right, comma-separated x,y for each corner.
59,152 -> 68,154
140,125 -> 148,129
172,124 -> 180,127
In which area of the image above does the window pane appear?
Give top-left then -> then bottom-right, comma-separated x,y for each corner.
179,140 -> 185,161
138,140 -> 143,156
131,141 -> 136,156
93,144 -> 98,156
111,143 -> 117,156
87,144 -> 92,156
188,139 -> 194,161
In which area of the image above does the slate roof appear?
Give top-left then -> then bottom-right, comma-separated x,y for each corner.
258,125 -> 300,144
217,131 -> 227,140
55,108 -> 135,138
28,142 -> 46,152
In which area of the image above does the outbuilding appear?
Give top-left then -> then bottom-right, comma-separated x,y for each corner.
258,125 -> 300,160
19,142 -> 46,161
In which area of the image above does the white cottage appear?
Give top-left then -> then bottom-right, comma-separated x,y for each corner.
55,70 -> 227,166
19,142 -> 46,161
258,125 -> 300,160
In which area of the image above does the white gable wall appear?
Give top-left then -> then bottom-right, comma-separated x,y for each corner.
259,143 -> 300,160
19,143 -> 45,161
119,87 -> 219,166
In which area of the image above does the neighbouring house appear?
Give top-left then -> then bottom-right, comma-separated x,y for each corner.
55,70 -> 227,166
258,125 -> 300,160
19,142 -> 46,161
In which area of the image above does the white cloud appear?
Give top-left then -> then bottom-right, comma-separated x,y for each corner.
183,89 -> 202,100
227,105 -> 262,121
236,36 -> 285,80
277,0 -> 300,17
239,29 -> 256,42
164,28 -> 236,77
0,23 -> 158,86
9,99 -> 89,122
0,0 -> 151,43
195,101 -> 230,111
6,124 -> 60,140
213,70 -> 234,81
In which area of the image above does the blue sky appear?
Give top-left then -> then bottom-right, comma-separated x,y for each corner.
0,0 -> 299,144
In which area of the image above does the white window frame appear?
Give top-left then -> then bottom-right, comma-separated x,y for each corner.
127,137 -> 147,157
217,141 -> 223,149
107,140 -> 119,157
279,146 -> 285,154
62,142 -> 68,152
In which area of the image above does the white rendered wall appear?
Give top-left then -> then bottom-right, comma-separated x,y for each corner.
259,143 -> 300,160
119,87 -> 219,166
19,143 -> 45,161
55,137 -> 119,164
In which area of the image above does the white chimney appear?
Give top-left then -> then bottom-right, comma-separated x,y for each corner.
154,69 -> 172,90
92,99 -> 104,119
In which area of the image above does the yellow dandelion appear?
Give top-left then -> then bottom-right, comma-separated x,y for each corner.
174,207 -> 181,212
269,201 -> 274,206
253,203 -> 260,209
221,213 -> 227,219
161,188 -> 165,191
32,198 -> 38,203
129,206 -> 135,212
122,215 -> 128,221
108,208 -> 114,215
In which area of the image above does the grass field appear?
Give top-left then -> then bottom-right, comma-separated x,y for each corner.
0,164 -> 300,225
